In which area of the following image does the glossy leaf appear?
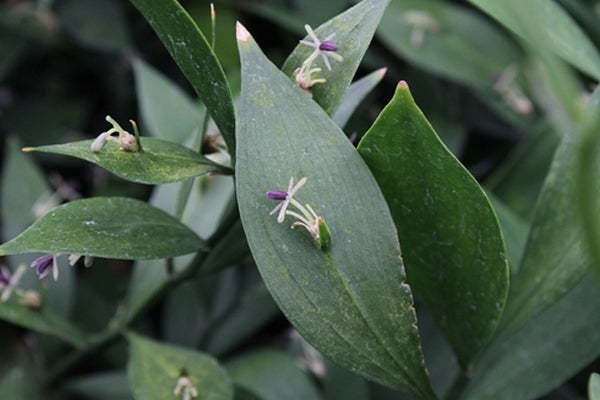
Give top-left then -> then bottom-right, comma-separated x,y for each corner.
133,59 -> 203,143
590,373 -> 600,400
377,0 -> 521,90
23,138 -> 228,185
281,0 -> 389,115
0,299 -> 86,348
467,0 -> 600,80
0,197 -> 203,260
227,350 -> 322,400
461,276 -> 600,400
497,129 -> 599,337
129,0 -> 235,158
357,81 -> 509,369
332,67 -> 387,128
127,332 -> 232,400
236,24 -> 435,399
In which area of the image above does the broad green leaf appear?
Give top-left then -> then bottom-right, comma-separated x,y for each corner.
23,138 -> 229,185
236,24 -> 435,399
0,197 -> 203,260
332,67 -> 387,128
281,0 -> 390,115
227,350 -> 322,400
127,332 -> 232,400
377,0 -> 521,90
57,0 -> 130,53
590,373 -> 600,400
498,130 -> 599,337
357,81 -> 509,369
467,0 -> 600,80
65,371 -> 132,400
133,59 -> 203,143
129,0 -> 235,159
460,275 -> 600,400
0,298 -> 86,348
323,359 -> 370,400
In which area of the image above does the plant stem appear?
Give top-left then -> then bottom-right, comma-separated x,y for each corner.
444,370 -> 471,400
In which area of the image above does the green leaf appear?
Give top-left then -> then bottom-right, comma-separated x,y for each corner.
590,373 -> 600,400
0,197 -> 203,260
377,0 -> 521,90
0,299 -> 86,348
460,275 -> 600,400
357,81 -> 509,369
332,67 -> 387,128
127,332 -> 232,400
281,0 -> 390,115
467,0 -> 600,80
133,59 -> 203,143
235,24 -> 435,399
227,350 -> 322,400
497,129 -> 598,337
23,138 -> 228,185
129,0 -> 235,158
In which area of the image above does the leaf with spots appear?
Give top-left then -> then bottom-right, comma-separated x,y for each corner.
235,22 -> 435,399
357,81 -> 509,369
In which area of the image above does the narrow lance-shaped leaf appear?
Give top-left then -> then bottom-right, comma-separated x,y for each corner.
0,197 -> 203,260
332,67 -> 387,128
23,138 -> 229,185
235,23 -> 435,399
498,92 -> 600,337
129,0 -> 236,158
281,0 -> 389,115
127,332 -> 232,400
357,81 -> 509,369
467,0 -> 600,80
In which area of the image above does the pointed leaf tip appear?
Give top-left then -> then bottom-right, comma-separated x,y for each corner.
236,22 -> 250,42
398,80 -> 409,89
377,67 -> 388,78
21,147 -> 34,153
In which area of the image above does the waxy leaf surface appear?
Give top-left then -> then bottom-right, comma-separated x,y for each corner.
127,332 -> 232,400
0,197 -> 203,260
281,0 -> 389,115
24,138 -> 227,184
235,23 -> 435,399
358,82 -> 509,368
129,0 -> 235,157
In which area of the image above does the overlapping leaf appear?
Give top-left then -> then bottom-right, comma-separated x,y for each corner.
357,82 -> 509,369
0,197 -> 203,260
281,0 -> 389,115
235,22 -> 435,399
23,138 -> 228,185
129,0 -> 235,157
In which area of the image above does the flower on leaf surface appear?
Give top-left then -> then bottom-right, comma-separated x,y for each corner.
266,177 -> 331,250
0,265 -> 26,302
30,253 -> 59,281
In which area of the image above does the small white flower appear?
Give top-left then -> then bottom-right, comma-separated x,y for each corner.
173,376 -> 198,400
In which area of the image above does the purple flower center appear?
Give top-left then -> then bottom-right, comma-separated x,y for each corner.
266,190 -> 288,200
30,254 -> 54,278
319,40 -> 338,52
